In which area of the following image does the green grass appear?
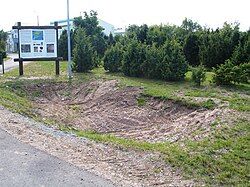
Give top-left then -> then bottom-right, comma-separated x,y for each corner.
0,62 -> 249,186
92,68 -> 249,111
2,61 -> 68,79
57,120 -> 249,186
185,71 -> 214,85
0,84 -> 33,116
137,96 -> 147,106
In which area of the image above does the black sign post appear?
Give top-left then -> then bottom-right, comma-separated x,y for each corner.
13,22 -> 62,76
0,52 -> 4,74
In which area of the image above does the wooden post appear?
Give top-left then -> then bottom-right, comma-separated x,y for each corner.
0,52 -> 4,74
19,59 -> 23,76
56,59 -> 59,75
55,22 -> 60,75
2,61 -> 4,74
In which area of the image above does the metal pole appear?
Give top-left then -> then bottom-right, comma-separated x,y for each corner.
37,15 -> 39,26
17,22 -> 23,76
67,0 -> 72,78
0,52 -> 4,74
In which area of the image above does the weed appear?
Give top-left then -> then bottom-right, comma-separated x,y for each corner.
137,96 -> 146,107
202,99 -> 216,109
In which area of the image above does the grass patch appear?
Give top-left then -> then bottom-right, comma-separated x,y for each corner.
1,61 -> 68,79
137,96 -> 147,107
185,71 -> 214,85
0,85 -> 33,116
202,99 -> 216,109
58,120 -> 249,186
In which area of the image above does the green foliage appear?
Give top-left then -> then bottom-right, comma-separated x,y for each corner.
2,51 -> 6,58
126,24 -> 149,43
0,30 -> 7,54
213,60 -> 250,85
58,11 -> 108,63
146,25 -> 169,46
183,33 -> 200,66
231,33 -> 250,65
74,11 -> 103,36
191,65 -> 206,86
137,96 -> 146,107
58,15 -> 249,82
103,43 -> 123,72
122,39 -> 146,77
121,38 -> 187,81
0,51 -> 6,64
199,23 -> 240,68
73,28 -> 95,72
161,40 -> 188,81
181,18 -> 202,33
74,11 -> 107,60
142,44 -> 164,79
213,60 -> 236,85
202,99 -> 216,109
91,33 -> 107,60
58,30 -> 73,60
107,33 -> 115,46
230,63 -> 250,83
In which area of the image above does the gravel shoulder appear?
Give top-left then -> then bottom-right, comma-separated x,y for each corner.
0,106 -> 194,187
0,127 -> 114,187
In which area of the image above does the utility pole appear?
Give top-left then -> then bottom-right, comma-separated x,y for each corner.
37,15 -> 39,26
67,0 -> 72,78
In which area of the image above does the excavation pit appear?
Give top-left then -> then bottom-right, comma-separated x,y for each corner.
21,80 -> 220,142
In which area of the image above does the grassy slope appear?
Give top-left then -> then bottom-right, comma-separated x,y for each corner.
0,61 -> 249,186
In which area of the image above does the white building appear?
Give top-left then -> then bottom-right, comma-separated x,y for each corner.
50,18 -> 115,36
6,29 -> 18,53
98,19 -> 115,36
114,27 -> 126,36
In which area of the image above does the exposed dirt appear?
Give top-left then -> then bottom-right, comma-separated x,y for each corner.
21,80 -> 222,142
0,106 -> 196,187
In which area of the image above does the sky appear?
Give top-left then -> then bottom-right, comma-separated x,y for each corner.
0,0 -> 249,31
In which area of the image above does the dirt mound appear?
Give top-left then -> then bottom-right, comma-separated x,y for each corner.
23,80 -> 220,142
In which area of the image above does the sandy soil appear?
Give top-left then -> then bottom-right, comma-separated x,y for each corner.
0,106 -> 196,187
22,80 -> 222,142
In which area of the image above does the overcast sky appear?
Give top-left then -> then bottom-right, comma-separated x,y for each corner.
0,0 -> 249,31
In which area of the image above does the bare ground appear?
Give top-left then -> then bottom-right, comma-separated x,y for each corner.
0,106 -> 196,187
2,79 -> 242,186
20,80 -> 224,143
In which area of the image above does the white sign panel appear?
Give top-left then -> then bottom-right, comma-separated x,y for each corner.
19,29 -> 57,58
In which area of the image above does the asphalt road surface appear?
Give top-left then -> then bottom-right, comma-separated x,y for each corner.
0,128 -> 115,187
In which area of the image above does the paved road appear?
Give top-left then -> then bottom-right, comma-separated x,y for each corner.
0,128 -> 114,187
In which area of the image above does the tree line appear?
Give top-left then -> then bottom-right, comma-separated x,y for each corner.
57,11 -> 250,85
0,30 -> 7,58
